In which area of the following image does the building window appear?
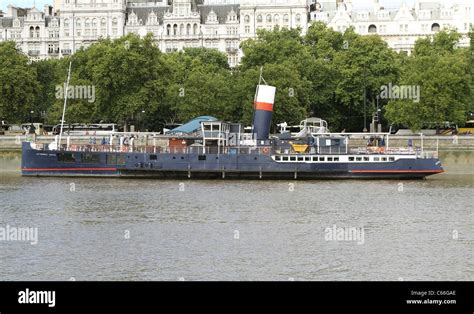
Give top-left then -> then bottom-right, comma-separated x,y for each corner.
76,19 -> 82,36
296,14 -> 301,24
283,14 -> 289,24
244,15 -> 250,23
368,24 -> 377,33
274,14 -> 280,26
431,23 -> 440,32
257,14 -> 262,23
266,14 -> 272,23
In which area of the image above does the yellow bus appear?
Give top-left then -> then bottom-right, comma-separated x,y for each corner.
458,120 -> 474,135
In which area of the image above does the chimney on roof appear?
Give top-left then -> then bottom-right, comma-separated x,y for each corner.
44,4 -> 53,16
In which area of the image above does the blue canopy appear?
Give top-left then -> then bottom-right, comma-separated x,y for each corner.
167,116 -> 218,134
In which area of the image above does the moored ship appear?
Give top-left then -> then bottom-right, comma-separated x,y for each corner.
21,83 -> 444,179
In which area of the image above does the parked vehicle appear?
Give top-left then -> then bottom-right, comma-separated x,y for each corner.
52,123 -> 118,136
21,123 -> 44,135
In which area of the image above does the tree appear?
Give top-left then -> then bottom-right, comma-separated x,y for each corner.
0,42 -> 39,123
332,33 -> 401,130
385,51 -> 471,130
413,29 -> 462,57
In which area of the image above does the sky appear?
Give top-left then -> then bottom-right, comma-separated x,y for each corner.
0,0 -> 472,13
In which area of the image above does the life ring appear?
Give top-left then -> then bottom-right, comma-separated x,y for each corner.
262,147 -> 270,154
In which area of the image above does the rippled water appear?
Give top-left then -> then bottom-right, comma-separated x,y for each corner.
0,156 -> 473,281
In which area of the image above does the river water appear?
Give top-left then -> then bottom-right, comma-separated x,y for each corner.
0,154 -> 472,281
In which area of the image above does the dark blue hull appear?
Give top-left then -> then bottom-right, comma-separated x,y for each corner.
21,142 -> 444,179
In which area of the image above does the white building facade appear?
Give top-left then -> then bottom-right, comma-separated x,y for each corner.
2,0 -> 473,64
310,0 -> 474,54
0,0 -> 308,66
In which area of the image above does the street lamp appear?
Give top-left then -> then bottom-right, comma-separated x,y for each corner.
29,110 -> 36,135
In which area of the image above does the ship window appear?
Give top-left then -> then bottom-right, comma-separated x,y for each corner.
57,153 -> 76,162
364,157 -> 369,161
356,157 -> 362,161
334,157 -> 339,161
82,153 -> 100,163
389,157 -> 395,161
382,157 -> 387,161
327,157 -> 333,161
290,156 -> 296,161
319,157 -> 325,161
198,155 -> 206,161
374,157 -> 380,161
149,154 -> 157,160
349,157 -> 355,161
282,156 -> 288,161
312,156 -> 318,161
305,157 -> 310,161
117,155 -> 126,165
106,154 -> 117,165
275,156 -> 281,161
297,156 -> 304,161
106,154 -> 126,165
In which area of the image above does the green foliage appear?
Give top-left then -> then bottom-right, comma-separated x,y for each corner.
385,30 -> 472,131
0,41 -> 39,123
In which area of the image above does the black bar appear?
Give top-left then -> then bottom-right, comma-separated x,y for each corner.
0,281 -> 472,313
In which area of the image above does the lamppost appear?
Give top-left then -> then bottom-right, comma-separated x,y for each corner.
29,110 -> 36,135
141,110 -> 145,132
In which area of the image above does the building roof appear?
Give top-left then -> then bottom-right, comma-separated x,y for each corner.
168,116 -> 218,134
198,4 -> 239,24
125,2 -> 239,25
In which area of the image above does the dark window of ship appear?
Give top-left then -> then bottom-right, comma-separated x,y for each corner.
57,153 -> 76,163
149,154 -> 157,160
275,156 -> 281,161
117,155 -> 126,165
328,157 -> 333,161
349,157 -> 355,161
319,157 -> 325,161
297,157 -> 304,161
198,155 -> 206,161
334,157 -> 339,161
106,154 -> 117,165
364,157 -> 369,161
382,157 -> 387,161
356,157 -> 362,161
374,157 -> 380,161
282,156 -> 288,161
305,157 -> 310,161
290,156 -> 296,161
389,157 -> 395,161
82,153 -> 100,163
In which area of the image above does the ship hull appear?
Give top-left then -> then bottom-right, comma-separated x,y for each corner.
21,143 -> 444,180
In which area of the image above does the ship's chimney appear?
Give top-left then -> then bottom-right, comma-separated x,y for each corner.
252,85 -> 276,141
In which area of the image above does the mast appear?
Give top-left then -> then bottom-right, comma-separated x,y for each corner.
58,61 -> 72,150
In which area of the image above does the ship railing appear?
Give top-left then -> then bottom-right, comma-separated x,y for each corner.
417,151 -> 439,159
57,143 -> 434,158
348,147 -> 421,155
